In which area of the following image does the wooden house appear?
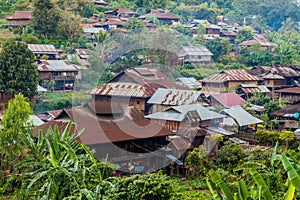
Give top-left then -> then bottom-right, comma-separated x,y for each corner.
178,46 -> 213,64
37,60 -> 81,90
138,9 -> 179,25
236,84 -> 270,99
34,102 -> 175,173
145,104 -> 225,132
147,88 -> 205,113
7,10 -> 32,28
104,8 -> 137,18
205,24 -> 221,35
272,103 -> 300,130
201,69 -> 260,93
87,82 -> 152,112
275,87 -> 300,104
28,44 -> 60,60
94,0 -> 111,7
249,66 -> 300,90
220,31 -> 237,41
238,34 -> 277,52
93,18 -> 124,31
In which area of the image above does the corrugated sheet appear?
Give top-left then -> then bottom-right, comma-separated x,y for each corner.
28,44 -> 58,53
272,103 -> 300,117
87,82 -> 151,98
145,104 -> 225,122
210,92 -> 245,107
250,66 -> 300,78
170,137 -> 193,150
147,88 -> 202,105
37,60 -> 81,72
33,121 -> 78,139
180,46 -> 213,56
7,10 -> 32,20
55,105 -> 175,144
139,9 -> 179,20
109,68 -> 187,96
222,106 -> 263,127
239,35 -> 277,47
275,87 -> 300,94
202,69 -> 260,83
175,77 -> 202,89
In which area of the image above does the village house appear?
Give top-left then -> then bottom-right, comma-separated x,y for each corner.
93,18 -> 124,31
94,0 -> 111,7
249,66 -> 300,88
175,77 -> 202,90
272,103 -> 300,130
221,106 -> 263,142
209,92 -> 246,107
28,44 -> 60,60
205,24 -> 221,36
74,48 -> 90,67
178,46 -> 213,64
220,31 -> 237,41
236,84 -> 270,99
86,82 -> 152,112
147,88 -> 205,114
108,68 -> 187,94
7,10 -> 32,28
274,87 -> 300,104
145,104 -> 225,132
104,8 -> 137,19
238,34 -> 277,52
37,60 -> 81,91
34,101 -> 175,173
201,69 -> 260,93
138,9 -> 180,25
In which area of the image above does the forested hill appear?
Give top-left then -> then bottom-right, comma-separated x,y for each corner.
1,0 -> 299,32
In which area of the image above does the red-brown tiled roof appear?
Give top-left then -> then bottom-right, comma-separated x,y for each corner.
210,92 -> 245,107
202,69 -> 260,83
7,10 -> 32,20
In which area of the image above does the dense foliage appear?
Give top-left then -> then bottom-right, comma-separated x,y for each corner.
0,41 -> 38,99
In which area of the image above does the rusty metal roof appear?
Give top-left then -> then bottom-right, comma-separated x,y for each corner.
210,92 -> 245,107
33,121 -> 78,139
250,66 -> 300,78
28,44 -> 58,53
75,49 -> 89,59
272,103 -> 300,117
54,105 -> 174,144
202,69 -> 260,83
170,137 -> 193,150
238,35 -> 277,47
87,82 -> 151,98
147,88 -> 202,105
138,9 -> 179,20
275,87 -> 300,94
7,10 -> 32,20
37,60 -> 80,72
109,68 -> 187,96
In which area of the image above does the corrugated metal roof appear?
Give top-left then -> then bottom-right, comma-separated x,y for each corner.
202,69 -> 260,83
272,103 -> 300,117
145,104 -> 225,122
206,126 -> 235,136
175,77 -> 202,89
210,92 -> 245,107
275,87 -> 300,94
28,115 -> 45,127
37,60 -> 81,72
180,46 -> 213,56
170,137 -> 193,150
87,82 -> 151,98
28,44 -> 58,53
7,10 -> 32,20
250,66 -> 300,78
222,106 -> 263,126
239,84 -> 270,93
147,88 -> 202,105
138,9 -> 179,20
55,105 -> 174,144
238,35 -> 277,47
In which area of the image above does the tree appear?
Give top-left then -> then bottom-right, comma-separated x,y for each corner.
0,41 -> 38,99
57,12 -> 83,41
235,27 -> 253,44
206,37 -> 231,61
32,0 -> 60,39
125,17 -> 145,30
0,93 -> 32,168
